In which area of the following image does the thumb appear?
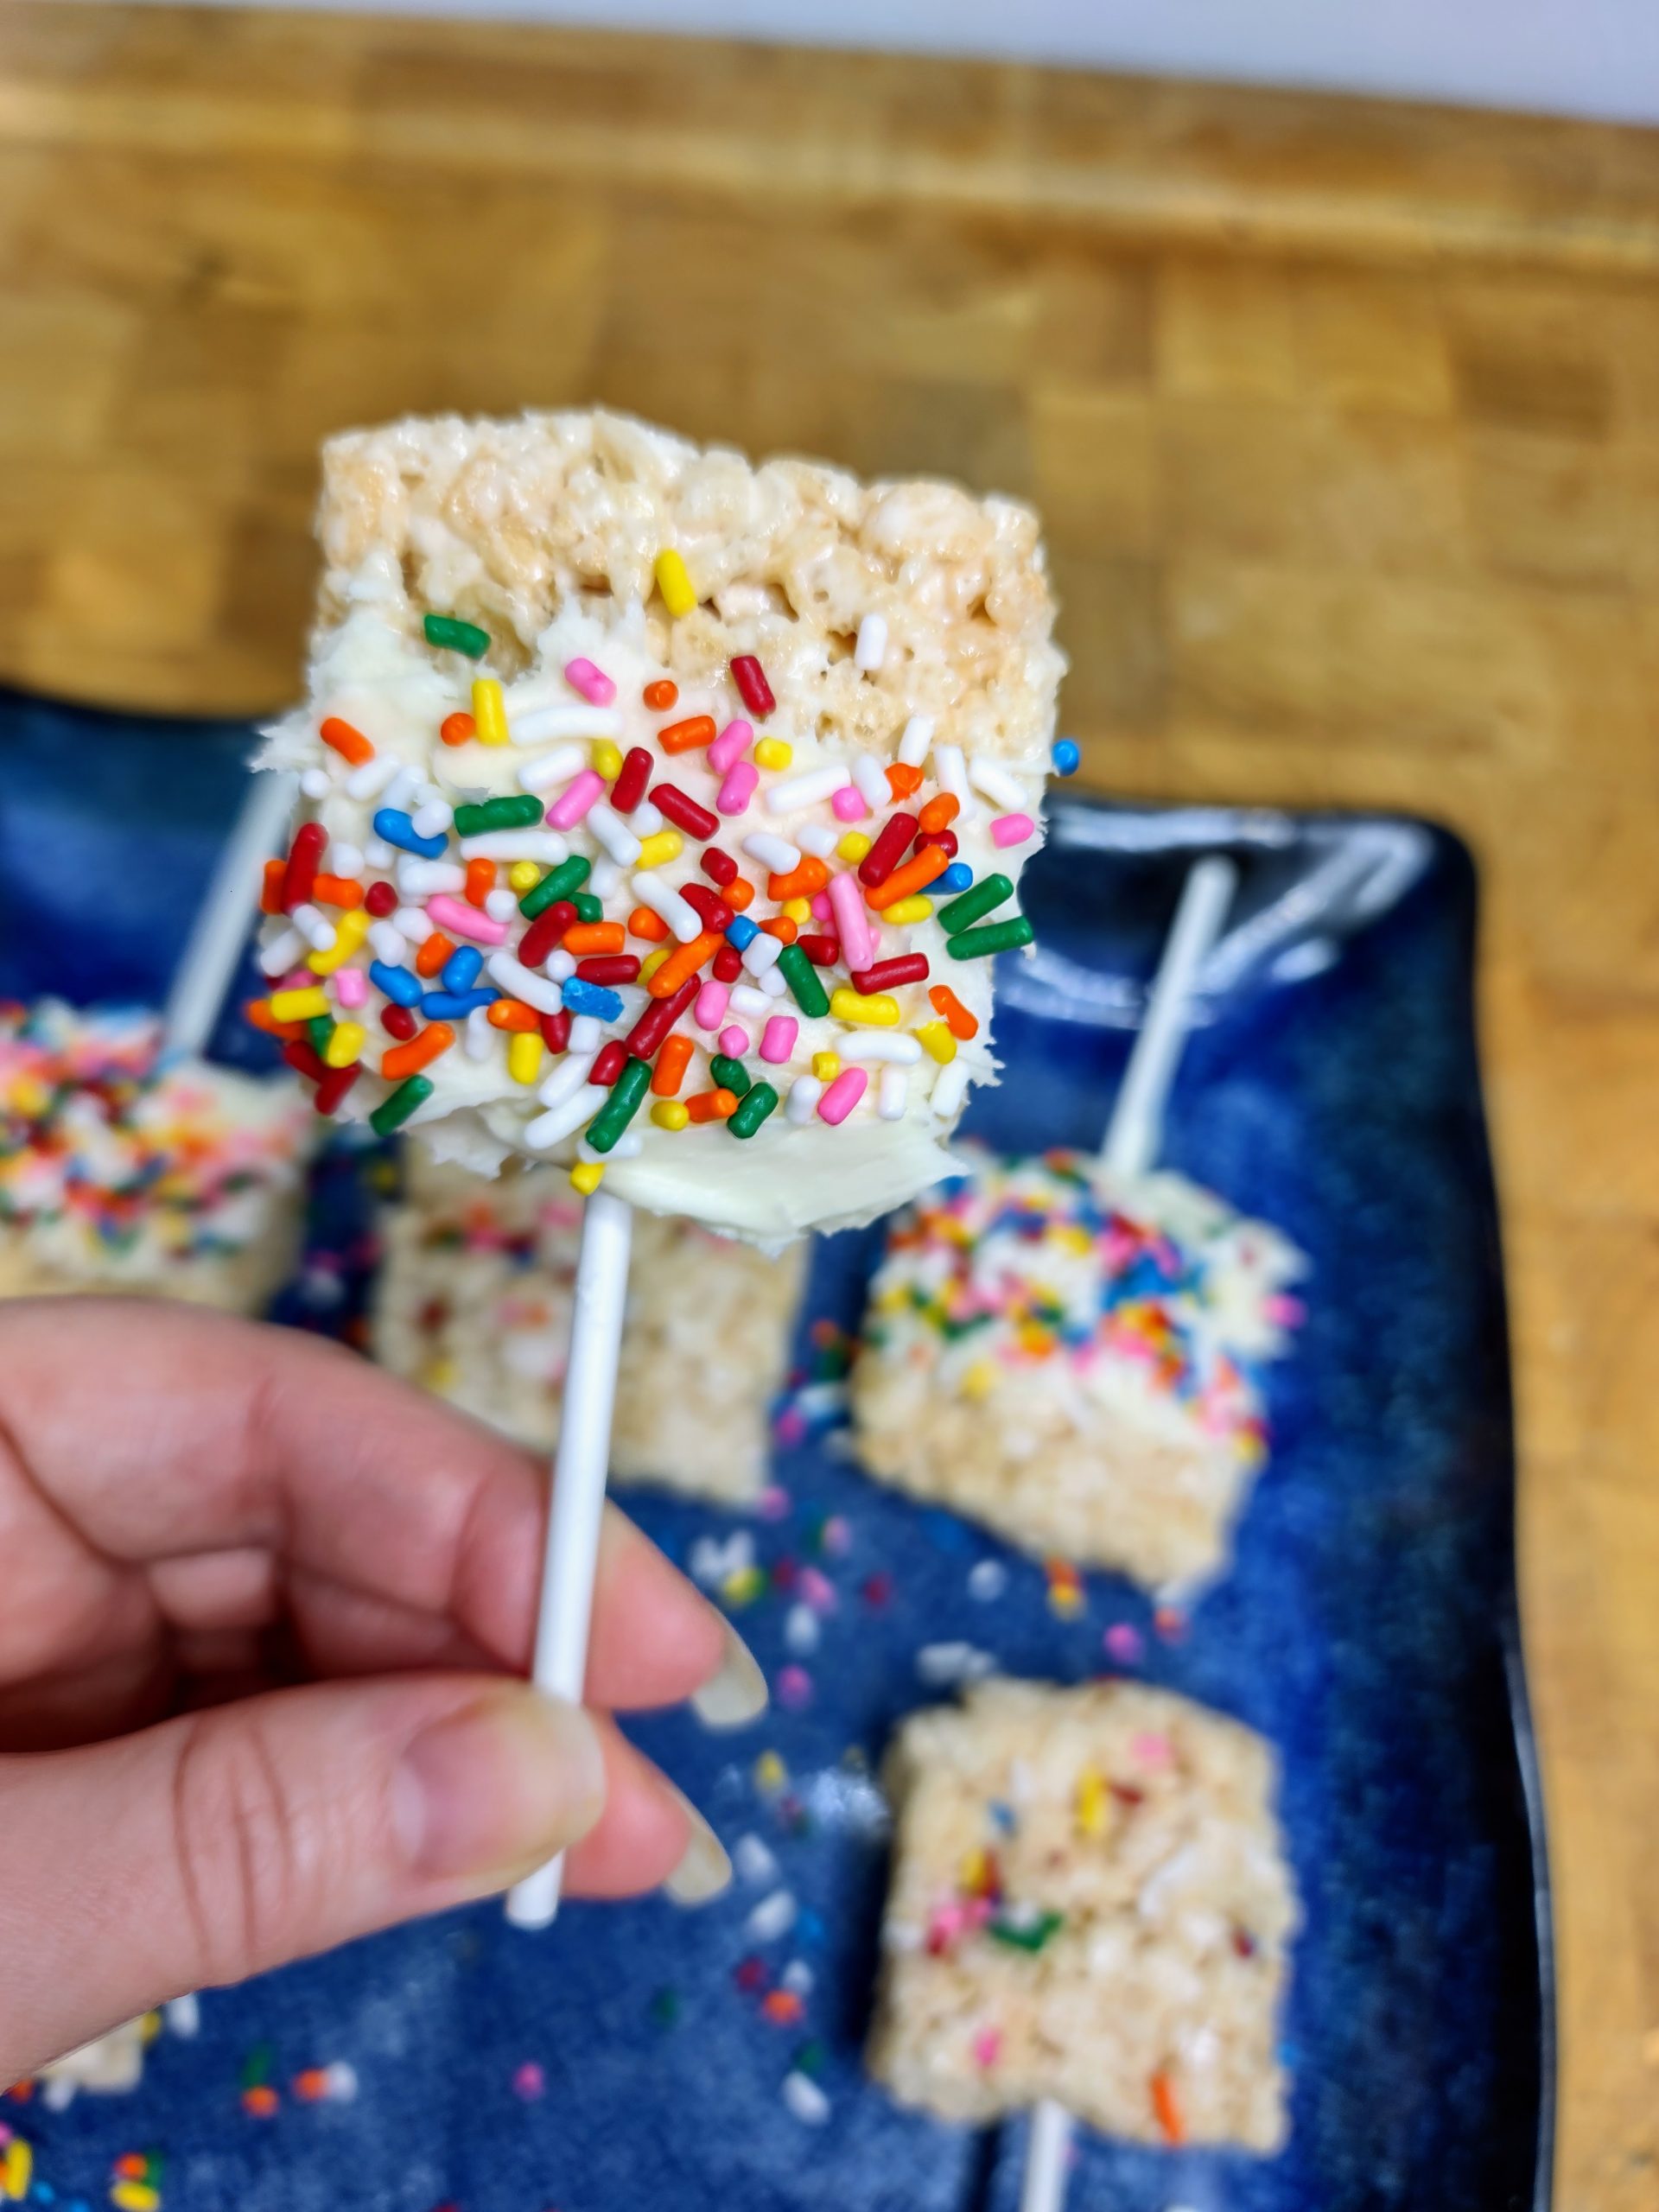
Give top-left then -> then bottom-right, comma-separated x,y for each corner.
0,1675 -> 605,2080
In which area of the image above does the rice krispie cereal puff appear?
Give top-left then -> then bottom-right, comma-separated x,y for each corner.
0,1000 -> 310,1313
851,1148 -> 1306,1591
255,410 -> 1065,1242
868,1679 -> 1299,2152
372,1154 -> 804,1505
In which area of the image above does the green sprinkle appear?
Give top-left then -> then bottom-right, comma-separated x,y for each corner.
728,1081 -> 779,1138
454,793 -> 544,837
938,872 -> 1014,934
988,1908 -> 1064,1953
423,612 -> 490,658
370,1073 -> 435,1137
709,1053 -> 753,1097
306,1014 -> 334,1056
572,891 -> 604,923
584,1058 -> 652,1154
777,942 -> 830,1018
794,2039 -> 828,2078
945,914 -> 1034,961
649,1988 -> 681,2028
239,2043 -> 275,2090
519,855 -> 591,918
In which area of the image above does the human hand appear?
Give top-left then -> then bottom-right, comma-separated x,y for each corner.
0,1298 -> 762,2082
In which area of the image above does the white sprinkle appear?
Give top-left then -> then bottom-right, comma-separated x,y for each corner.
545,949 -> 576,982
289,902 -> 335,952
457,830 -> 569,863
782,2073 -> 830,2127
690,1531 -> 753,1588
391,905 -> 435,945
898,713 -> 935,767
465,1006 -> 493,1061
323,2061 -> 358,2102
878,1065 -> 909,1120
486,951 -> 563,1014
741,931 -> 784,977
745,1888 -> 798,1943
851,753 -> 890,810
566,1014 -> 601,1054
632,798 -> 664,835
632,872 -> 702,943
411,798 -> 451,839
589,855 -> 624,900
728,984 -> 772,1019
485,888 -> 518,923
328,841 -> 365,879
734,1833 -> 778,1886
916,1641 -> 995,1687
397,859 -> 465,897
367,920 -> 407,964
796,821 -> 838,860
517,743 -> 587,794
363,837 -> 393,869
785,1602 -> 820,1655
839,1033 -> 923,1065
41,2077 -> 77,2112
300,766 -> 331,801
967,755 -> 1028,811
577,1130 -> 642,1162
781,1960 -> 815,1996
759,965 -> 788,997
854,612 -> 887,671
931,1058 -> 970,1117
257,928 -> 303,977
536,1051 -> 599,1107
512,702 -> 622,746
165,1993 -> 200,2037
743,830 -> 800,874
525,1084 -> 607,1150
381,766 -> 419,814
969,1560 -> 1008,1602
766,767 -> 849,815
786,1075 -> 823,1123
932,741 -> 977,821
588,802 -> 642,867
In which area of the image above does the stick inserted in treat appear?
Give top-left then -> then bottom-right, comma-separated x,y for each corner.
505,1185 -> 634,1929
162,768 -> 299,1058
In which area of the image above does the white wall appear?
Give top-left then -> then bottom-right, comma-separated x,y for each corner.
166,0 -> 1659,126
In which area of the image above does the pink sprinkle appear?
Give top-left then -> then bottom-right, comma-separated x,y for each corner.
1104,1623 -> 1145,1665
708,718 -> 753,773
426,893 -> 509,945
719,1024 -> 750,1057
760,1015 -> 798,1064
279,969 -> 312,992
773,1407 -> 807,1446
991,812 -> 1035,849
798,1566 -> 836,1614
759,1483 -> 791,1520
1132,1732 -> 1174,1769
828,871 -> 874,970
809,891 -> 834,922
694,981 -> 729,1031
830,785 -> 867,823
820,1514 -> 851,1556
564,657 -> 614,706
546,767 -> 606,830
717,761 -> 759,816
512,2062 -> 546,2101
333,968 -> 367,1008
777,1665 -> 813,1711
970,2028 -> 1002,2069
817,1066 -> 868,1125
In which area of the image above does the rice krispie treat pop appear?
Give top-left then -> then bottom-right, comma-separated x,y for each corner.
372,1153 -> 804,1506
868,1678 -> 1300,2152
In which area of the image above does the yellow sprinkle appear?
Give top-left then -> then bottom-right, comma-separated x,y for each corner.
883,894 -> 934,925
754,1749 -> 788,1795
782,897 -> 812,924
636,830 -> 684,870
960,1846 -> 993,1894
639,947 -> 671,983
1076,1767 -> 1109,1839
471,675 -> 509,747
139,2009 -> 164,2044
508,860 -> 541,893
811,1050 -> 841,1082
423,1355 -> 460,1393
836,831 -> 873,863
590,737 -> 623,779
654,547 -> 696,617
324,1019 -> 365,1068
110,2186 -> 158,2212
753,736 -> 792,771
508,1031 -> 543,1085
959,1358 -> 998,1402
2,2140 -> 32,2200
307,907 -> 369,976
830,986 -> 900,1028
270,985 -> 329,1022
651,1098 -> 690,1131
569,1160 -> 606,1195
916,1020 -> 957,1065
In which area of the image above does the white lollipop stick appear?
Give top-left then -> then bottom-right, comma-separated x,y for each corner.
505,1185 -> 634,1929
162,768 -> 300,1058
1023,853 -> 1237,2212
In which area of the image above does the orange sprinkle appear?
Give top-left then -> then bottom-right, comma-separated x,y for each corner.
383,1021 -> 455,1079
245,997 -> 307,1041
643,678 -> 678,710
887,761 -> 925,799
440,711 -> 476,747
487,1000 -> 541,1033
767,857 -> 829,901
685,1086 -> 739,1122
242,2084 -> 280,2118
292,2069 -> 331,2103
647,931 -> 722,999
313,873 -> 365,910
760,1990 -> 804,2026
760,916 -> 798,944
115,2156 -> 148,2180
464,857 -> 495,908
725,876 -> 755,912
865,842 -> 949,912
929,983 -> 979,1039
563,921 -> 625,955
415,931 -> 455,978
320,715 -> 374,766
918,791 -> 960,835
260,858 -> 286,915
1151,2072 -> 1185,2146
658,714 -> 716,754
628,905 -> 670,943
652,1033 -> 695,1096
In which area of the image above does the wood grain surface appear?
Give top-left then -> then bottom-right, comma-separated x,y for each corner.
0,7 -> 1655,2202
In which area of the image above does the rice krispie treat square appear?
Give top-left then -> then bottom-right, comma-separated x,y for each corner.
868,1678 -> 1299,2152
372,1153 -> 804,1505
851,1147 -> 1306,1591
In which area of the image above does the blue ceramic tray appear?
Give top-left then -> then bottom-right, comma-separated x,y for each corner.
1,692 -> 1551,2212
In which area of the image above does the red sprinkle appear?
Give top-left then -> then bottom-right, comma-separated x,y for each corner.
577,955 -> 641,986
282,821 -> 326,912
699,843 -> 739,887
611,746 -> 653,813
626,976 -> 699,1061
857,813 -> 918,890
315,1063 -> 361,1116
518,901 -> 578,967
730,654 -> 775,717
798,933 -> 841,966
853,954 -> 929,991
914,827 -> 958,861
680,883 -> 734,933
712,944 -> 743,983
541,1008 -> 571,1052
381,1005 -> 418,1040
281,1040 -> 327,1084
653,783 -> 721,841
592,1040 -> 628,1085
364,880 -> 397,917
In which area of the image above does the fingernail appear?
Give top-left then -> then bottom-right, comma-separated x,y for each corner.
662,1785 -> 733,1905
393,1688 -> 607,1885
690,1619 -> 769,1730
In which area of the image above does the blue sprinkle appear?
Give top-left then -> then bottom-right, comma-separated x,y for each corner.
369,959 -> 421,1007
938,862 -> 973,893
1052,737 -> 1080,777
561,976 -> 624,1022
724,913 -> 759,951
421,988 -> 499,1018
373,807 -> 448,860
441,944 -> 484,993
